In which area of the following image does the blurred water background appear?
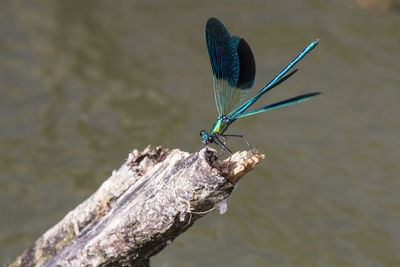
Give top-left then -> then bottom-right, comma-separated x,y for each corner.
1,0 -> 400,266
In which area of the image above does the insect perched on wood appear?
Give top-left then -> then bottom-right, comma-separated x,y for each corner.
200,17 -> 320,154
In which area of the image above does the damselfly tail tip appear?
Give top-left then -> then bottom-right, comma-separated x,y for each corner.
311,92 -> 322,98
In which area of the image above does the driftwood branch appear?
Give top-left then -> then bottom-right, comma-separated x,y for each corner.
9,146 -> 264,267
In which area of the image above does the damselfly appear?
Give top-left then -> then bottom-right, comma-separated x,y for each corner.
200,17 -> 320,153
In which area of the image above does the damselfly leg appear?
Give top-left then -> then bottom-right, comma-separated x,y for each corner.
221,134 -> 255,155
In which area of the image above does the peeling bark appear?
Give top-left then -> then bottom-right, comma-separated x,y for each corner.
9,146 -> 264,267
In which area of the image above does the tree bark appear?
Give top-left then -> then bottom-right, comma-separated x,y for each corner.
9,146 -> 264,267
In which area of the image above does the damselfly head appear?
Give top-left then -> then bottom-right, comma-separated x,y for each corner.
200,130 -> 214,145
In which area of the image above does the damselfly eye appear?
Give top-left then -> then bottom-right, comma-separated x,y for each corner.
200,130 -> 205,137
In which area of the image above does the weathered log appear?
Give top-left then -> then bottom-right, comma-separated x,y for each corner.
9,146 -> 264,267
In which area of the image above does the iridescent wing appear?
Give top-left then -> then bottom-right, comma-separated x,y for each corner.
205,18 -> 256,116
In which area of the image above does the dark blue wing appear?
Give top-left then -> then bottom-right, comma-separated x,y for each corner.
206,18 -> 238,88
206,18 -> 255,115
232,36 -> 256,89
